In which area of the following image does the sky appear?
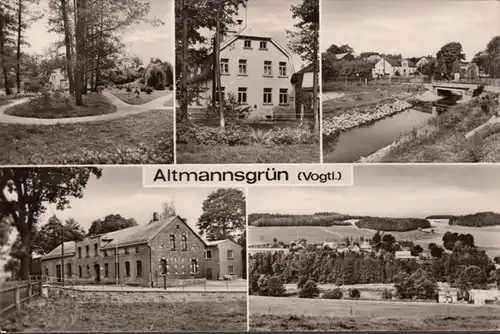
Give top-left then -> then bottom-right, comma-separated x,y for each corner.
24,0 -> 174,64
321,0 -> 500,61
249,165 -> 500,218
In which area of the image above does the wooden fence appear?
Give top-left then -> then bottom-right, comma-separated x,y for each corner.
0,280 -> 43,315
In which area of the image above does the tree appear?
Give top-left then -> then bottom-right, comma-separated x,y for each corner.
0,3 -> 16,95
454,265 -> 488,293
485,36 -> 500,78
372,231 -> 381,244
196,188 -> 245,241
32,215 -> 85,255
0,167 -> 101,279
158,199 -> 176,220
88,214 -> 137,236
325,44 -> 353,55
287,0 -> 319,134
436,42 -> 465,77
299,279 -> 320,298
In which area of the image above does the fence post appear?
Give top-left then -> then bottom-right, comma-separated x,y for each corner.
28,283 -> 33,302
226,280 -> 228,291
300,104 -> 304,124
15,286 -> 21,311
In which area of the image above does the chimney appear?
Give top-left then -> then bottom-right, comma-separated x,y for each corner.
237,19 -> 243,26
153,212 -> 159,221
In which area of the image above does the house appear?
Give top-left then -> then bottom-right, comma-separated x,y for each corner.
438,288 -> 459,303
205,239 -> 243,280
416,57 -> 429,68
290,63 -> 318,120
395,250 -> 415,260
392,59 -> 417,76
187,25 -> 295,120
40,214 -> 243,287
469,289 -> 500,305
372,58 -> 394,77
335,52 -> 355,61
248,248 -> 289,256
366,54 -> 382,63
322,242 -> 337,250
48,68 -> 69,91
349,245 -> 361,253
359,241 -> 372,253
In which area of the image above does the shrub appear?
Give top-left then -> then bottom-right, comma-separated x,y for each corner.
382,289 -> 393,300
126,86 -> 132,92
298,280 -> 320,298
348,288 -> 361,299
146,87 -> 153,94
472,84 -> 485,98
267,276 -> 286,297
156,83 -> 166,91
297,275 -> 308,289
266,126 -> 317,145
140,87 -> 146,92
322,288 -> 343,299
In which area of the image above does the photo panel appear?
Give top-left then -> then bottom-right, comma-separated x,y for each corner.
248,164 -> 500,331
175,0 -> 320,164
321,0 -> 500,163
0,166 -> 247,332
0,0 -> 175,165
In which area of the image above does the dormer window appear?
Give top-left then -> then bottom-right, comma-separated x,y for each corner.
244,40 -> 251,49
259,41 -> 267,50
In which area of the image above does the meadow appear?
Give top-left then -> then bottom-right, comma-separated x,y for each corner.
249,296 -> 500,331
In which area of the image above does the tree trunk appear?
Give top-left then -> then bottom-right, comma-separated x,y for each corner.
19,230 -> 32,280
94,3 -> 103,91
312,29 -> 319,135
0,9 -> 12,96
60,0 -> 75,94
16,0 -> 22,93
74,0 -> 85,105
179,0 -> 189,121
215,3 -> 224,129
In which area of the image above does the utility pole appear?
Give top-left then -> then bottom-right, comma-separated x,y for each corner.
215,0 -> 224,129
61,223 -> 65,286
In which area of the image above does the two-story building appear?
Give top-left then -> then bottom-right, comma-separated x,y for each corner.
187,26 -> 295,120
372,58 -> 417,78
40,214 -> 243,287
48,68 -> 69,91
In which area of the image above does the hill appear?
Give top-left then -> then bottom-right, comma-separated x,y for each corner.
449,212 -> 500,227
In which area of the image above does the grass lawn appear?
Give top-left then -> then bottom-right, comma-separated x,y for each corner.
109,88 -> 169,105
0,110 -> 173,164
2,291 -> 247,332
176,143 -> 320,163
5,94 -> 116,119
377,96 -> 500,162
249,296 -> 500,331
0,96 -> 15,106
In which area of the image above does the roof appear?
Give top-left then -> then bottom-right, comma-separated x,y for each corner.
335,53 -> 352,60
41,241 -> 76,261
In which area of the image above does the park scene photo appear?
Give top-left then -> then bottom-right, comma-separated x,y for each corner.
321,0 -> 500,163
248,165 -> 500,331
175,0 -> 320,164
0,167 -> 247,331
0,0 -> 174,165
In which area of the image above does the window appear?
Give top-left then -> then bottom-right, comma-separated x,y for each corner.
238,87 -> 247,104
160,259 -> 167,275
136,261 -> 143,276
86,265 -> 90,277
263,88 -> 272,104
124,247 -> 129,255
279,62 -> 287,76
44,267 -> 49,276
279,89 -> 289,105
260,41 -> 267,49
220,58 -> 229,74
228,265 -> 234,275
238,59 -> 247,75
85,245 -> 89,257
244,40 -> 251,48
78,247 -> 81,258
190,258 -> 199,274
205,250 -> 212,259
135,246 -> 140,254
215,87 -> 225,102
169,234 -> 176,250
66,263 -> 72,277
181,235 -> 188,251
78,266 -> 82,278
227,250 -> 234,260
264,61 -> 272,76
104,250 -> 108,257
104,263 -> 109,277
125,261 -> 130,277
94,244 -> 98,257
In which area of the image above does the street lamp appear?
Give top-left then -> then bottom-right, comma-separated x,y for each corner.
102,237 -> 118,286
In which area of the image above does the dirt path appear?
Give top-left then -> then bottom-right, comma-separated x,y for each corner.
0,91 -> 173,125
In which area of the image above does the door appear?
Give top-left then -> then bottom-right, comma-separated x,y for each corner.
56,264 -> 62,283
206,268 -> 212,280
94,263 -> 101,282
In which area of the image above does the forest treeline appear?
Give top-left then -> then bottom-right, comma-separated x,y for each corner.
449,212 -> 500,227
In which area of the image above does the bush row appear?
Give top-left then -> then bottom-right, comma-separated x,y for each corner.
177,122 -> 318,147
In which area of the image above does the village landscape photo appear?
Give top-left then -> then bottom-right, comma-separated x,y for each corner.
0,0 -> 174,165
248,165 -> 500,331
0,167 -> 247,331
175,0 -> 320,164
321,0 -> 500,163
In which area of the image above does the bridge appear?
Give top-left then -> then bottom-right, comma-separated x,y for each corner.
424,81 -> 500,101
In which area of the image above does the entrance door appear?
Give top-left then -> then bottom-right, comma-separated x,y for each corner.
206,268 -> 212,280
56,264 -> 62,283
94,263 -> 101,282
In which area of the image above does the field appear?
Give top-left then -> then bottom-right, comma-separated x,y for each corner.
248,220 -> 500,258
2,291 -> 247,332
249,296 -> 500,331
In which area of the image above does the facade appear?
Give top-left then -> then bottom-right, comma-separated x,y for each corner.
48,68 -> 69,91
372,58 -> 417,78
372,58 -> 394,77
392,59 -> 417,76
469,289 -> 500,305
188,26 -> 295,120
41,214 -> 243,287
205,239 -> 243,280
438,288 -> 459,303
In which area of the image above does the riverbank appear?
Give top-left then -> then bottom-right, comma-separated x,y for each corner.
323,99 -> 413,136
365,92 -> 500,162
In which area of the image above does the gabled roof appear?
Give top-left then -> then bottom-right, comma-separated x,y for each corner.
206,239 -> 241,249
41,241 -> 76,261
335,53 -> 353,60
